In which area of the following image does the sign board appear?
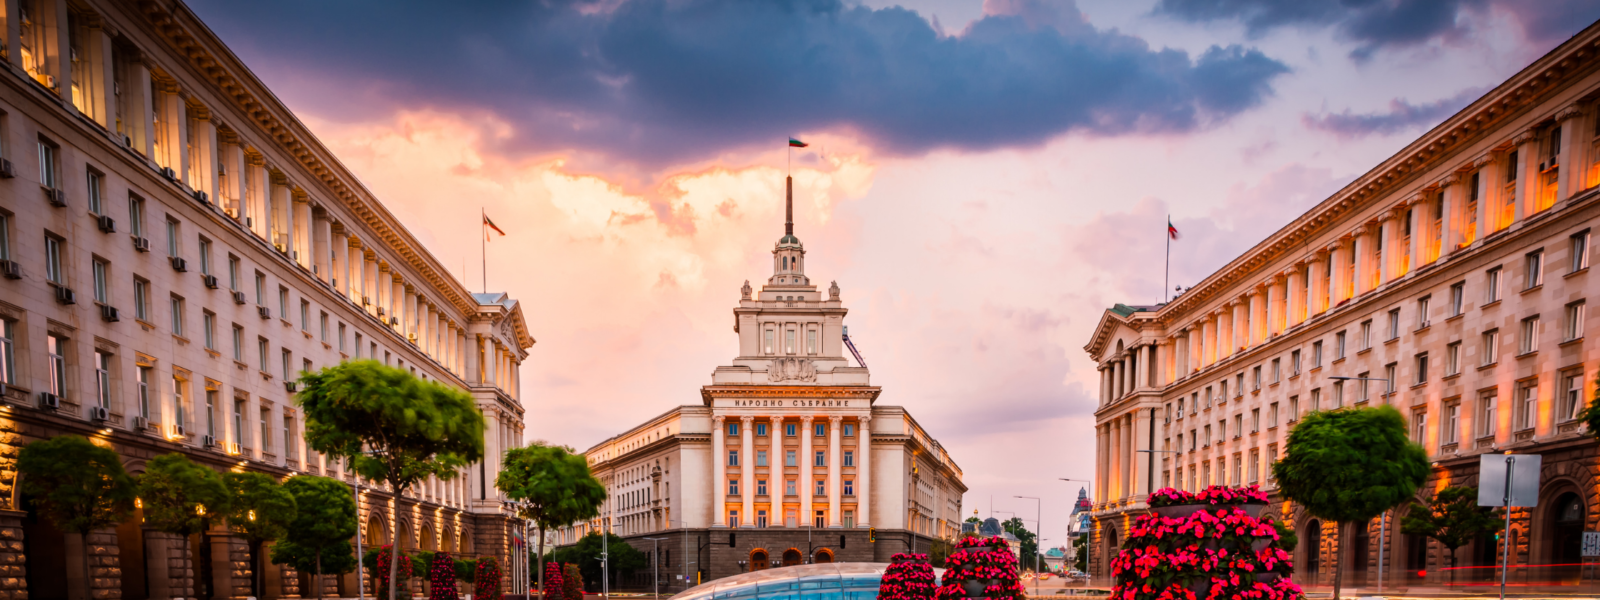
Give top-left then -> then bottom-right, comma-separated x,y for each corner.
1478,453 -> 1542,508
1582,532 -> 1600,557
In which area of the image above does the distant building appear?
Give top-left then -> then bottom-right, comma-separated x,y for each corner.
1042,547 -> 1067,571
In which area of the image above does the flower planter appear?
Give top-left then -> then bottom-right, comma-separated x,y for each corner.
1254,573 -> 1280,585
1185,577 -> 1213,597
1240,502 -> 1268,519
960,579 -> 991,596
1151,503 -> 1209,519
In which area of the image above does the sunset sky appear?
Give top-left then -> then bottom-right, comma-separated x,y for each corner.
188,0 -> 1600,545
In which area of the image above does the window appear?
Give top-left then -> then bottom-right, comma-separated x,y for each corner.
756,450 -> 767,467
756,423 -> 767,436
1519,316 -> 1540,354
814,450 -> 825,466
1444,402 -> 1460,444
1418,297 -> 1431,328
168,296 -> 186,336
257,338 -> 269,372
1203,425 -> 1211,447
1291,350 -> 1301,376
92,258 -> 108,303
0,320 -> 13,385
87,170 -> 103,214
254,273 -> 266,306
1412,409 -> 1427,443
1562,370 -> 1584,421
38,138 -> 58,189
1307,389 -> 1318,413
1268,402 -> 1279,428
228,256 -> 240,291
843,510 -> 854,528
727,422 -> 740,436
844,480 -> 854,496
1477,390 -> 1498,438
44,235 -> 63,284
46,334 -> 66,397
808,329 -> 817,354
727,449 -> 739,466
299,300 -> 310,331
1572,230 -> 1590,272
1248,450 -> 1260,483
1312,341 -> 1323,367
284,417 -> 297,459
232,325 -> 244,361
1525,251 -> 1544,289
1360,320 -> 1372,349
1252,366 -> 1262,391
0,214 -> 9,262
1446,341 -> 1461,376
1515,380 -> 1537,431
1449,282 -> 1465,316
1387,309 -> 1401,340
202,311 -> 216,350
135,366 -> 151,418
93,350 -> 111,408
843,423 -> 855,436
279,287 -> 289,318
260,408 -> 271,452
1566,301 -> 1585,341
785,329 -> 794,354
786,423 -> 797,437
1219,381 -> 1227,400
785,480 -> 796,496
756,479 -> 767,495
1234,375 -> 1243,398
354,333 -> 363,357
785,450 -> 796,467
281,349 -> 292,379
815,423 -> 826,437
172,375 -> 187,427
166,219 -> 180,258
843,451 -> 854,467
727,511 -> 739,528
1270,359 -> 1280,383
198,239 -> 212,275
1384,363 -> 1397,395
816,480 -> 826,496
1483,329 -> 1499,365
764,329 -> 774,354
1333,381 -> 1345,408
1336,331 -> 1347,358
728,479 -> 738,496
1415,353 -> 1428,384
1486,267 -> 1503,303
338,323 -> 346,352
128,196 -> 145,237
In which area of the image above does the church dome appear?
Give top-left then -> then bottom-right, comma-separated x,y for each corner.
778,234 -> 802,247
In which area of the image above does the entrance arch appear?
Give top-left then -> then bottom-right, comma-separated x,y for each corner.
1103,527 -> 1119,572
782,549 -> 802,566
750,549 -> 770,571
1548,492 -> 1584,583
1305,519 -> 1322,580
813,548 -> 834,564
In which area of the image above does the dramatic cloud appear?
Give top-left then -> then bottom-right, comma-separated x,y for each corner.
1152,0 -> 1600,61
186,0 -> 1286,168
1302,87 -> 1483,139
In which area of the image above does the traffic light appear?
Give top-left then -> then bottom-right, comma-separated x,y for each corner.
869,528 -> 876,543
730,533 -> 737,547
841,535 -> 846,549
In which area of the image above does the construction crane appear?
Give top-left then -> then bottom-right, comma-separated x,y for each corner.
842,325 -> 868,368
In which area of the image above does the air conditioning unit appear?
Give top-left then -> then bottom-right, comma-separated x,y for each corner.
312,265 -> 319,275
376,307 -> 385,316
0,260 -> 21,279
170,256 -> 188,272
90,406 -> 109,421
100,304 -> 119,322
132,236 -> 151,253
160,166 -> 177,181
274,242 -> 287,253
121,134 -> 132,147
258,306 -> 272,320
202,434 -> 217,448
39,392 -> 60,410
362,296 -> 371,306
46,187 -> 66,207
407,333 -> 417,343
284,382 -> 298,393
132,415 -> 148,431
192,190 -> 209,204
244,217 -> 253,228
224,206 -> 240,219
172,424 -> 186,437
232,291 -> 248,305
97,214 -> 116,233
0,158 -> 14,178
203,274 -> 219,289
389,317 -> 399,326
55,286 -> 76,305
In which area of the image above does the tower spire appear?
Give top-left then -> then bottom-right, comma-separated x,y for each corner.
785,175 -> 793,236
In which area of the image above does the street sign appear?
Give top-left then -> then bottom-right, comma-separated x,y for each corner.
1583,532 -> 1600,557
1477,453 -> 1541,507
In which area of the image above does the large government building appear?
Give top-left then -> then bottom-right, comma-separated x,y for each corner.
555,180 -> 966,592
0,1 -> 534,599
1086,20 -> 1600,593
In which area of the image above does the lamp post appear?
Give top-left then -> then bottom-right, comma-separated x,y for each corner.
1057,478 -> 1090,587
1014,496 -> 1042,599
352,477 -> 365,600
1329,375 -> 1395,594
644,537 -> 668,600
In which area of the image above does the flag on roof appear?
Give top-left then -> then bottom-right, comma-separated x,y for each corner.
789,138 -> 808,148
1168,218 -> 1181,241
484,214 -> 507,240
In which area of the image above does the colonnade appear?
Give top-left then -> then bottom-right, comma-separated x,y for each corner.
711,414 -> 871,529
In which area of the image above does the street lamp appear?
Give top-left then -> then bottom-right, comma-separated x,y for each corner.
644,537 -> 668,600
1328,375 -> 1395,594
1015,496 -> 1042,599
1058,478 -> 1091,586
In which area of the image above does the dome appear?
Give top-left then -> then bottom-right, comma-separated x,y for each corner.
671,563 -> 943,600
778,234 -> 802,247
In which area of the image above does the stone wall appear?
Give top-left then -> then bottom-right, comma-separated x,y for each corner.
0,511 -> 27,600
88,528 -> 123,599
146,530 -> 193,600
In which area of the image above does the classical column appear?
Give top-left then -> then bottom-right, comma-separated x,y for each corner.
1109,419 -> 1122,501
741,416 -> 755,527
770,416 -> 784,525
1247,288 -> 1264,346
1406,197 -> 1425,273
712,416 -> 727,527
828,415 -> 842,527
1201,317 -> 1216,367
1216,308 -> 1233,361
799,415 -> 814,526
1352,226 -> 1372,296
1187,327 -> 1201,374
1557,106 -> 1582,203
1266,277 -> 1283,337
1440,174 -> 1462,256
1113,359 -> 1124,399
857,415 -> 871,527
1286,266 -> 1305,327
1098,367 -> 1109,405
336,228 -> 351,296
1513,130 -> 1539,224
1308,253 -> 1327,315
1228,300 -> 1245,352
1095,425 -> 1107,503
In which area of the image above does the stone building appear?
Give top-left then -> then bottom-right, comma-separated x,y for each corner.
1084,19 -> 1600,593
0,1 -> 533,599
554,179 -> 966,592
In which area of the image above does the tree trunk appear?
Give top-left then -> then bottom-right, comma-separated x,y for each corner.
252,540 -> 263,600
390,520 -> 401,600
538,523 -> 546,600
1447,549 -> 1457,589
1332,521 -> 1344,600
72,531 -> 92,600
316,552 -> 324,600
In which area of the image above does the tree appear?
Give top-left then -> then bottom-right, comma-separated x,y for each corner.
297,360 -> 485,600
1273,405 -> 1428,600
140,453 -> 231,600
1071,535 -> 1087,573
495,443 -> 606,599
17,436 -> 137,600
561,563 -> 585,600
550,532 -> 647,592
1001,517 -> 1040,573
271,475 -> 359,600
1400,486 -> 1503,587
225,472 -> 297,599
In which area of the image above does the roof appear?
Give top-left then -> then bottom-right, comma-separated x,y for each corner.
474,292 -> 536,350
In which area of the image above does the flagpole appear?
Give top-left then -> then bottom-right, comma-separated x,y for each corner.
1164,215 -> 1171,304
481,207 -> 487,294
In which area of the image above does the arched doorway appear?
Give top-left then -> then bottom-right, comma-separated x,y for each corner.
1352,521 -> 1371,581
1305,520 -> 1322,581
750,549 -> 770,571
1103,527 -> 1119,573
782,549 -> 802,566
21,489 -> 68,600
422,524 -> 436,552
1549,492 -> 1584,583
1403,532 -> 1428,583
813,548 -> 834,564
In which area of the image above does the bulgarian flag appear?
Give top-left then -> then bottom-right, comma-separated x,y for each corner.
789,137 -> 808,148
484,213 -> 507,240
1168,218 -> 1181,241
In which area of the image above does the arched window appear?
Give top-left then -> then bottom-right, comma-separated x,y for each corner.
1305,520 -> 1322,577
782,548 -> 802,566
750,549 -> 770,571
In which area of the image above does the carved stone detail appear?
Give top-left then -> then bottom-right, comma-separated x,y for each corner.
768,357 -> 817,382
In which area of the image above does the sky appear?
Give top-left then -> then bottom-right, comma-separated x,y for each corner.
186,0 -> 1600,547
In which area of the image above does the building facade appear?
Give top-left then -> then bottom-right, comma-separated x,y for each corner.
0,1 -> 534,599
1086,20 -> 1600,593
556,179 -> 965,592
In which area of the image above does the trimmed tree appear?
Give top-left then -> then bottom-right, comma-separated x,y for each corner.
543,560 -> 564,600
562,563 -> 584,600
271,475 -> 359,600
495,443 -> 606,599
17,435 -> 137,600
140,453 -> 231,600
225,472 -> 297,599
1273,405 -> 1429,600
297,359 -> 485,600
1400,486 -> 1504,586
429,551 -> 459,600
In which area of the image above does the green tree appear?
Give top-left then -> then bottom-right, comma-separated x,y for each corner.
225,472 -> 297,599
550,532 -> 646,592
1400,486 -> 1503,587
1072,535 -> 1087,572
272,475 -> 358,600
1001,517 -> 1040,573
17,436 -> 137,600
1273,406 -> 1428,600
140,453 -> 231,599
297,360 -> 485,600
495,443 -> 606,599
1578,374 -> 1600,441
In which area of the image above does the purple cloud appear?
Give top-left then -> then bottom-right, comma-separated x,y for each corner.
1301,87 -> 1484,139
185,0 -> 1286,168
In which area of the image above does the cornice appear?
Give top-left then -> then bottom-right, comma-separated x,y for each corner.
699,384 -> 883,404
1154,23 -> 1600,327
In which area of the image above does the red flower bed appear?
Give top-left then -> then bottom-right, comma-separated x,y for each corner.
1110,487 -> 1303,600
